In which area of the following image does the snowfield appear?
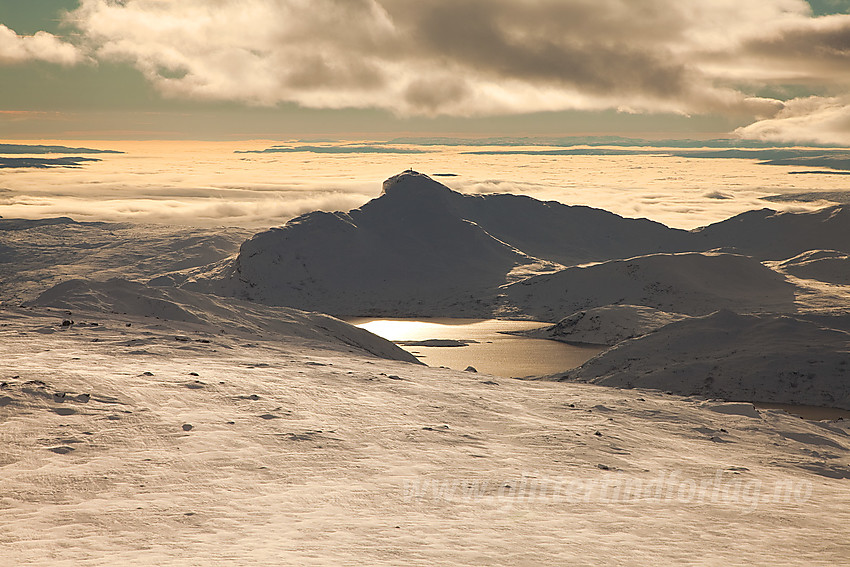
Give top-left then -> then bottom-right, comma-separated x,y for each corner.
2,305 -> 849,565
2,171 -> 849,564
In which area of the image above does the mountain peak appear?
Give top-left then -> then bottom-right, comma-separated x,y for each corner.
381,170 -> 455,197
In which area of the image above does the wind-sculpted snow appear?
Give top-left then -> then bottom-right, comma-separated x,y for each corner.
562,310 -> 850,409
502,252 -> 796,321
31,279 -> 419,364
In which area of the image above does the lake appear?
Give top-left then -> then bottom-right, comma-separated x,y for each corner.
349,318 -> 604,378
753,403 -> 850,422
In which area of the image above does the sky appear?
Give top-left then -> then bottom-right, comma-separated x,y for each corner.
2,0 -> 850,141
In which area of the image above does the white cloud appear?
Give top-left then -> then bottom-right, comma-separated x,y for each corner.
0,24 -> 83,65
735,97 -> 850,145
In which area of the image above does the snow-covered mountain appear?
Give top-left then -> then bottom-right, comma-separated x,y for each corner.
501,252 -> 795,320
185,171 -> 694,316
183,172 -> 848,319
692,205 -> 850,260
3,172 -> 850,564
561,310 -> 850,409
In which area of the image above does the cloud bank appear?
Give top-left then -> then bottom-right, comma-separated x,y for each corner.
5,0 -> 850,143
0,24 -> 82,65
735,97 -> 850,145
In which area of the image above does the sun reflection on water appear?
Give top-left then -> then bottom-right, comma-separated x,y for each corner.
349,318 -> 604,378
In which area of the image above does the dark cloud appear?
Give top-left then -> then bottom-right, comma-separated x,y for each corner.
393,0 -> 691,97
734,15 -> 850,80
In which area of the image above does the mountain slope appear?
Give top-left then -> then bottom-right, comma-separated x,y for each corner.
0,218 -> 251,303
693,205 -> 850,260
447,191 -> 691,266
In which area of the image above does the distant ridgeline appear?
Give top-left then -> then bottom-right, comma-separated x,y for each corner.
0,143 -> 122,169
181,170 -> 849,319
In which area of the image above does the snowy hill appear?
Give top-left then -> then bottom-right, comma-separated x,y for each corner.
561,310 -> 850,409
30,279 -> 419,363
501,252 -> 795,321
776,250 -> 850,285
185,171 -> 694,316
517,304 -> 689,345
693,205 -> 850,260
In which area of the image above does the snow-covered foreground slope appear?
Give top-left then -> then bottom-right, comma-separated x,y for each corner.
1,306 -> 849,565
30,278 -> 418,364
501,252 -> 795,321
517,305 -> 689,345
562,310 -> 850,409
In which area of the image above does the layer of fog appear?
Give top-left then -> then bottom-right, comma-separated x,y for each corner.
2,140 -> 849,229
